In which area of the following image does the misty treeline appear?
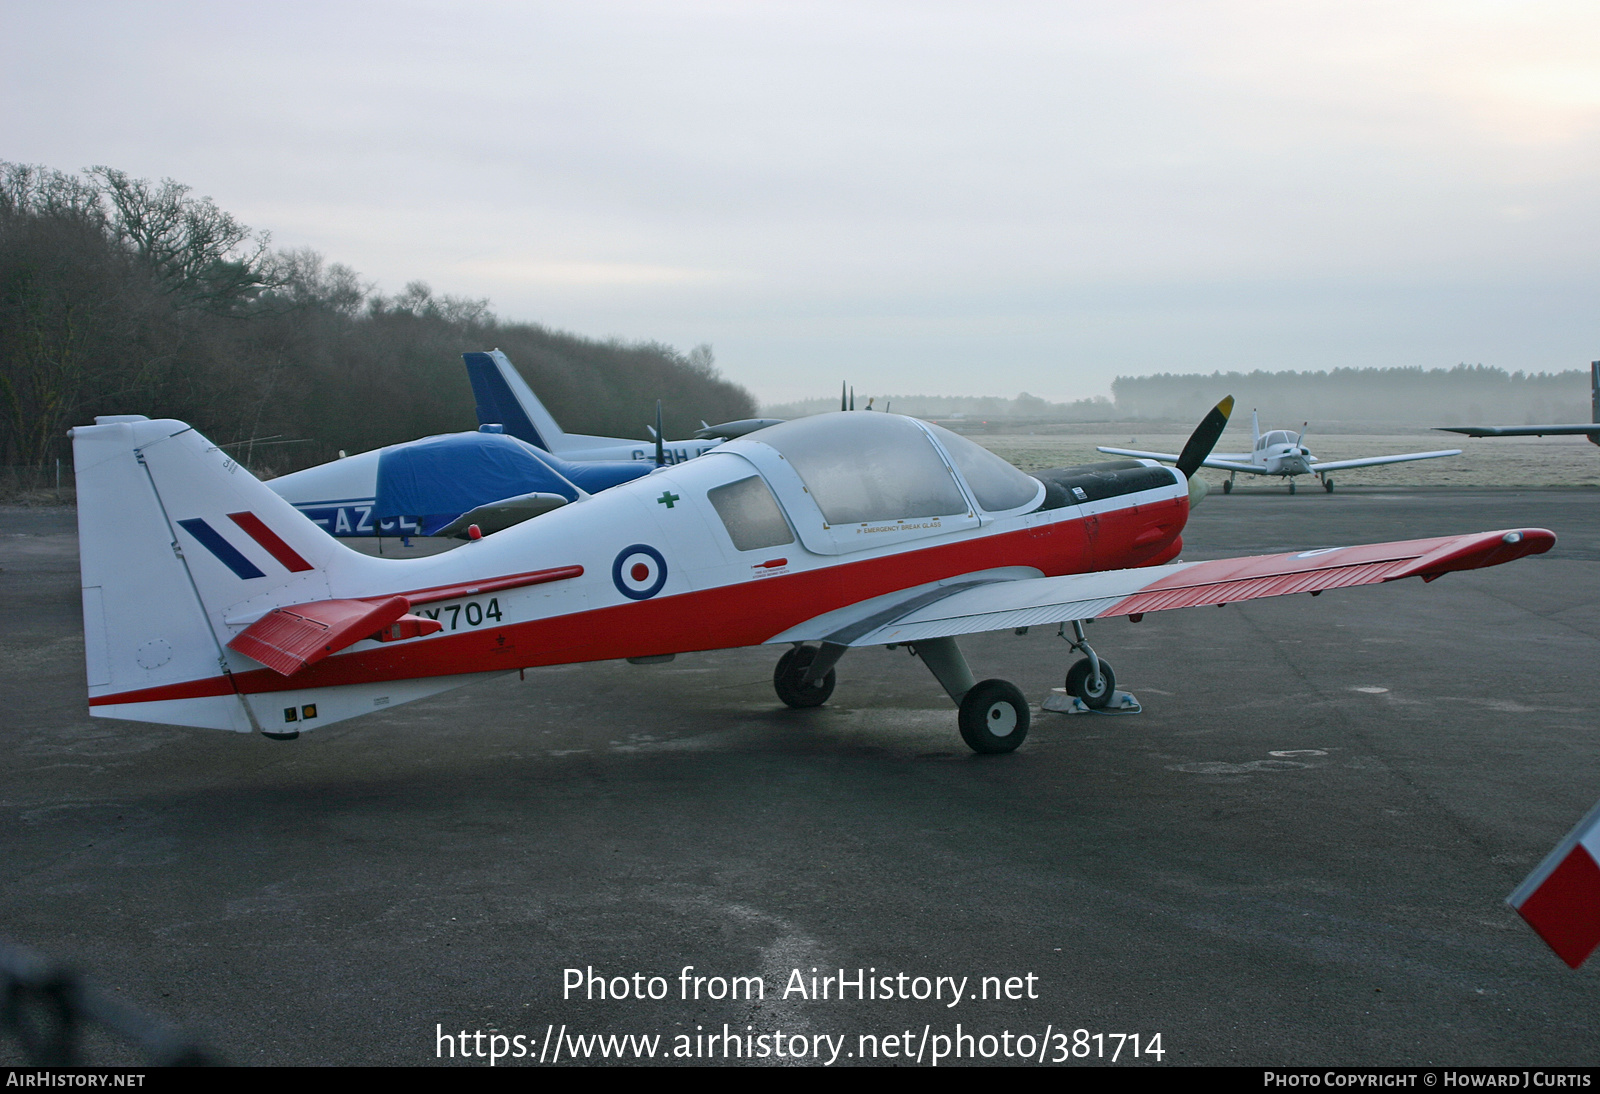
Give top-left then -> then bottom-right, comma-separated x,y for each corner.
0,162 -> 755,475
1112,366 -> 1589,426
763,391 -> 1114,421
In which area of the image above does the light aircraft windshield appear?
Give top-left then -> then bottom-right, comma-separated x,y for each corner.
921,421 -> 1043,512
750,413 -> 969,524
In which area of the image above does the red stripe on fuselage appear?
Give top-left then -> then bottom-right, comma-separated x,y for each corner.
93,493 -> 1186,706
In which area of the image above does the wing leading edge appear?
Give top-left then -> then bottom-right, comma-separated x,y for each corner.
1094,447 -> 1262,474
824,528 -> 1553,647
1309,449 -> 1461,472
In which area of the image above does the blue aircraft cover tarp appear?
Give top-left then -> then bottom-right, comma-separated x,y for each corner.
373,431 -> 654,534
374,432 -> 578,520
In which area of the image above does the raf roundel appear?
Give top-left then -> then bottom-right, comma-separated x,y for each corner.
612,544 -> 669,600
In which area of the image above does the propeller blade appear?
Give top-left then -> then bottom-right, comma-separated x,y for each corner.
655,400 -> 666,467
1174,395 -> 1235,480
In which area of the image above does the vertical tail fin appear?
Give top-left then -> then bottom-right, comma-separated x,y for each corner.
463,350 -> 570,453
73,418 -> 372,731
1251,409 -> 1261,447
1590,361 -> 1598,449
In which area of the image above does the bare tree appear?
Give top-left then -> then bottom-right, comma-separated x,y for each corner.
87,165 -> 277,311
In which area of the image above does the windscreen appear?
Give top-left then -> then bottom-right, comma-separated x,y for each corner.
924,423 -> 1042,512
753,413 -> 968,525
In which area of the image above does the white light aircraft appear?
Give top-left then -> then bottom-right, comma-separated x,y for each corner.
72,397 -> 1550,754
1099,411 -> 1460,494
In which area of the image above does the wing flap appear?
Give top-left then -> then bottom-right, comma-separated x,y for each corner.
848,528 -> 1554,646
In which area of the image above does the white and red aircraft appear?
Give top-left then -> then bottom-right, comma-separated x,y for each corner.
73,398 -> 1551,753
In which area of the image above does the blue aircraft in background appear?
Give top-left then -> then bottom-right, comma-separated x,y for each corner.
266,350 -> 771,538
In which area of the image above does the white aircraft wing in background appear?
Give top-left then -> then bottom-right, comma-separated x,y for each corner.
1309,449 -> 1461,473
1095,447 -> 1261,474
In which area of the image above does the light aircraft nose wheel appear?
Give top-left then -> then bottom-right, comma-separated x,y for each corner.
958,680 -> 1030,754
1323,478 -> 1334,493
1065,657 -> 1116,710
1289,481 -> 1297,495
774,645 -> 836,708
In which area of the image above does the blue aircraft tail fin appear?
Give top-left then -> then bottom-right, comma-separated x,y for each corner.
463,350 -> 569,452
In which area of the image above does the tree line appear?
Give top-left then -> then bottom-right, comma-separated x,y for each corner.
1110,365 -> 1589,426
0,162 -> 756,475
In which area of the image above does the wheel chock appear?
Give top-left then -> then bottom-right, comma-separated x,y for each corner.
1041,687 -> 1142,715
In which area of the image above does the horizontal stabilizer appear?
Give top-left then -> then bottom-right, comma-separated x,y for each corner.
228,596 -> 442,676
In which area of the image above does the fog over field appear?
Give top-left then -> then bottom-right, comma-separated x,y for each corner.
973,427 -> 1600,489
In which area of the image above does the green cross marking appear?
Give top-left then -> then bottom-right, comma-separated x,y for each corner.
657,491 -> 681,509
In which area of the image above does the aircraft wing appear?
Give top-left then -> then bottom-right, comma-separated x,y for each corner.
1438,425 -> 1600,438
1309,449 -> 1460,473
1095,447 -> 1260,473
433,492 -> 570,538
815,528 -> 1552,647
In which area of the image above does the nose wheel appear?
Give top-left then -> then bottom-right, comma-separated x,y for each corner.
1065,657 -> 1117,709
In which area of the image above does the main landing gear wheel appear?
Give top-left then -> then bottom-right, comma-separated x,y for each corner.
1064,657 -> 1116,710
1323,478 -> 1334,493
1222,479 -> 1233,494
774,645 -> 835,708
958,680 -> 1030,754
1289,480 -> 1297,495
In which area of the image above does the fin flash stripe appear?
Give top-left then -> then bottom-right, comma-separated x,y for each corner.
228,511 -> 314,572
176,518 -> 265,580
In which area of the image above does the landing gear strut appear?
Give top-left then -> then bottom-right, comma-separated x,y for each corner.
1060,620 -> 1116,710
910,636 -> 1029,754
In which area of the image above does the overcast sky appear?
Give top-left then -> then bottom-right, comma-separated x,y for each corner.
4,1 -> 1597,403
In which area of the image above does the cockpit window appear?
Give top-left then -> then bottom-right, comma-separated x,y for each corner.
923,423 -> 1042,512
752,413 -> 968,524
707,476 -> 794,551
1264,431 -> 1294,447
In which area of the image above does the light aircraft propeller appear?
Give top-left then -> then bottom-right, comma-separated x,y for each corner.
1172,395 -> 1235,510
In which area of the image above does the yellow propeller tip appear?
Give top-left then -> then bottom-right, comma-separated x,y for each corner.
1217,395 -> 1235,417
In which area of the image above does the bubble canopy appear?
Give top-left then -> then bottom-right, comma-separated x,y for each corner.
735,412 -> 1041,525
